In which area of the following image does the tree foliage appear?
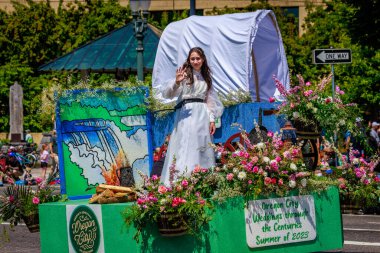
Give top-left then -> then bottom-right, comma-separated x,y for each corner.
0,0 -> 378,132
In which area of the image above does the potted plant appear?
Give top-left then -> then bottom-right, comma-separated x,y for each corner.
123,162 -> 213,242
324,149 -> 380,213
0,173 -> 63,233
273,74 -> 358,136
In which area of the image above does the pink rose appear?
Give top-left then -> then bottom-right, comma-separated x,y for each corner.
158,185 -> 168,194
275,156 -> 282,162
32,197 -> 40,204
193,166 -> 201,174
278,179 -> 283,186
151,175 -> 159,181
181,179 -> 188,187
226,173 -> 234,181
251,156 -> 259,164
271,178 -> 277,184
248,180 -> 253,185
253,166 -> 259,173
306,81 -> 311,86
264,177 -> 272,185
267,131 -> 274,138
269,97 -> 276,103
290,102 -> 295,109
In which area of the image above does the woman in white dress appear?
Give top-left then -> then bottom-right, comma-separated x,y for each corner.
160,47 -> 224,185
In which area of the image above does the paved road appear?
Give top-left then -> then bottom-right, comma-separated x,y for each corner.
2,167 -> 380,252
1,214 -> 380,253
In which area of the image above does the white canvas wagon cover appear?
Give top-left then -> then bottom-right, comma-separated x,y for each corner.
152,10 -> 290,102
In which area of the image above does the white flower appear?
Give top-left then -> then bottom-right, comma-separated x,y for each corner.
233,168 -> 239,174
301,178 -> 307,187
290,163 -> 297,171
263,172 -> 268,177
293,112 -> 300,119
289,180 -> 296,188
306,103 -> 313,109
256,142 -> 266,150
353,158 -> 359,165
263,157 -> 270,164
238,171 -> 247,180
339,119 -> 345,126
160,199 -> 168,205
313,108 -> 318,113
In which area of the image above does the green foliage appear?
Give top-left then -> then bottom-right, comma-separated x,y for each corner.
0,0 -> 379,131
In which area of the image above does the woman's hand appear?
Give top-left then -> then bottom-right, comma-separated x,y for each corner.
209,122 -> 216,135
175,67 -> 187,85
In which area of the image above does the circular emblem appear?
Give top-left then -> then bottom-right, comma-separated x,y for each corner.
69,205 -> 100,253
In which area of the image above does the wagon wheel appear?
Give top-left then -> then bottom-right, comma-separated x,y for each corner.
298,138 -> 319,170
221,133 -> 244,164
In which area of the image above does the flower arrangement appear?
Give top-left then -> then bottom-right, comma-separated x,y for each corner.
320,148 -> 380,208
123,161 -> 213,242
0,172 -> 63,229
273,74 -> 358,135
212,126 -> 335,200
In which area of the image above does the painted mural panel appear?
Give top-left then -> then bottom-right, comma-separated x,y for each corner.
57,88 -> 152,198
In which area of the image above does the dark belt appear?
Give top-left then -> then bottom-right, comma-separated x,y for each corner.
174,98 -> 205,110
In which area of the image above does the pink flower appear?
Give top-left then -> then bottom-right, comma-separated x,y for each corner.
158,185 -> 168,194
270,161 -> 279,170
32,197 -> 40,204
251,156 -> 259,164
137,198 -> 147,205
269,97 -> 276,103
198,199 -> 205,205
8,196 -> 15,203
172,197 -> 186,207
325,98 -> 331,104
181,179 -> 189,187
267,131 -> 274,138
201,168 -> 208,173
264,177 -> 272,185
290,102 -> 295,109
375,177 -> 380,182
275,156 -> 282,162
278,179 -> 283,186
252,166 -> 259,173
151,175 -> 159,181
303,90 -> 313,97
306,81 -> 311,86
226,173 -> 234,181
193,165 -> 201,174
248,180 -> 253,184
271,178 -> 277,184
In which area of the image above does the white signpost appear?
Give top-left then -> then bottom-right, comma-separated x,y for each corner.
245,195 -> 316,248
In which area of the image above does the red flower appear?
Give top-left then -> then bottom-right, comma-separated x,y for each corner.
172,197 -> 186,207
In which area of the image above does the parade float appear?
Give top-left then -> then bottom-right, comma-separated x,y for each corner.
35,10 -> 352,253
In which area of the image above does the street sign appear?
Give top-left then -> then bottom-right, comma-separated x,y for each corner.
313,49 -> 351,64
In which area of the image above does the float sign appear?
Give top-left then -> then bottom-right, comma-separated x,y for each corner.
313,48 -> 351,64
67,205 -> 104,253
245,195 -> 316,248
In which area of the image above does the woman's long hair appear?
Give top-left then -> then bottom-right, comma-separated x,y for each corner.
182,47 -> 212,91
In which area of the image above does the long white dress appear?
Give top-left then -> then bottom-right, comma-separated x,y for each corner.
159,70 -> 224,185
